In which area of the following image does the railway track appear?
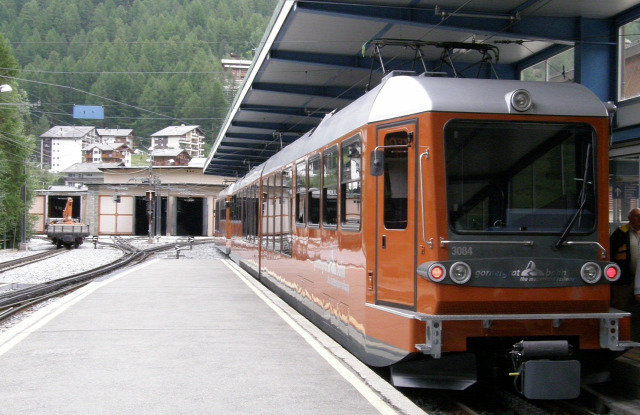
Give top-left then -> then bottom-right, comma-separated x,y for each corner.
0,249 -> 65,273
409,383 -> 618,415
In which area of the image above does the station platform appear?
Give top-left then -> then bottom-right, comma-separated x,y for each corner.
0,258 -> 423,415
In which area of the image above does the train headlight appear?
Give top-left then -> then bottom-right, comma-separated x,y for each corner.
427,263 -> 447,282
580,262 -> 602,284
510,89 -> 532,112
449,262 -> 472,284
604,264 -> 621,282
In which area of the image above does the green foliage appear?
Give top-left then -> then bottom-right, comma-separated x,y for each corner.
0,33 -> 35,248
0,0 -> 278,143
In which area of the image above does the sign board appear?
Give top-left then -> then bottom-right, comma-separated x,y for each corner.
73,105 -> 104,119
612,182 -> 639,199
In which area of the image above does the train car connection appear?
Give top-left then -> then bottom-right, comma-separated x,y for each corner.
213,70 -> 636,400
45,197 -> 90,248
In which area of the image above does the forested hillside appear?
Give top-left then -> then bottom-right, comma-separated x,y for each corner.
0,0 -> 278,148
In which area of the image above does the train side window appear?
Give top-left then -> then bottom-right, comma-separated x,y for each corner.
282,167 -> 293,256
308,155 -> 321,227
296,160 -> 307,227
341,136 -> 361,231
383,132 -> 408,230
323,147 -> 338,229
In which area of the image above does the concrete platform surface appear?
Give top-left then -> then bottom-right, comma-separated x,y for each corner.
0,258 -> 423,415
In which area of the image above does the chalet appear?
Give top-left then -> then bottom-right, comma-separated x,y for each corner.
150,125 -> 205,158
97,128 -> 136,149
83,143 -> 132,166
151,148 -> 191,166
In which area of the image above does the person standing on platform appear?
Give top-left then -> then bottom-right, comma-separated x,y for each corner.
610,208 -> 640,340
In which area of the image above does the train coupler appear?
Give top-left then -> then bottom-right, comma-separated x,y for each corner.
508,340 -> 580,399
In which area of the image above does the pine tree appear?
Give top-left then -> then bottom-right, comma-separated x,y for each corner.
0,34 -> 34,248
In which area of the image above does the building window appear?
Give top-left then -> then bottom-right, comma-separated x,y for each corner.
619,18 -> 640,101
520,48 -> 574,83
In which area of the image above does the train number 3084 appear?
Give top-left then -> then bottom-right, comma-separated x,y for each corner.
451,246 -> 473,256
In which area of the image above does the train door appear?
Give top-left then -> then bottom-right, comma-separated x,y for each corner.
374,121 -> 417,308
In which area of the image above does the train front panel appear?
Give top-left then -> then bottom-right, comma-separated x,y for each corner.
390,111 -> 629,398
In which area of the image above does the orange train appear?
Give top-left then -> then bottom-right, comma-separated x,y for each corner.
214,72 -> 634,399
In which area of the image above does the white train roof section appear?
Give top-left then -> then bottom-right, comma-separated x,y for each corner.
260,73 -> 607,178
369,75 -> 609,122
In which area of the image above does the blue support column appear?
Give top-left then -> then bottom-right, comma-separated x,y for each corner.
574,18 -> 616,102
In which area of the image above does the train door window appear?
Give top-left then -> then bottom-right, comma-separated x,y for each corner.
268,174 -> 277,250
231,195 -> 239,222
246,188 -> 252,241
308,155 -> 321,227
323,147 -> 338,229
341,136 -> 361,230
296,160 -> 307,227
241,189 -> 247,240
282,167 -> 293,256
261,177 -> 269,249
383,132 -> 409,229
251,184 -> 259,244
273,171 -> 283,252
214,203 -> 219,233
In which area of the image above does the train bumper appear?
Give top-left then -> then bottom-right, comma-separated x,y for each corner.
366,303 -> 639,358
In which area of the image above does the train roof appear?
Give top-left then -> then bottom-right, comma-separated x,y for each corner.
243,72 -> 609,181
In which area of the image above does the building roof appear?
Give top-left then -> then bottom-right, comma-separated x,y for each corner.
152,149 -> 190,157
151,125 -> 202,137
40,126 -> 95,139
83,143 -> 131,151
221,58 -> 252,66
188,157 -> 207,168
61,162 -> 122,173
46,185 -> 87,193
97,129 -> 134,136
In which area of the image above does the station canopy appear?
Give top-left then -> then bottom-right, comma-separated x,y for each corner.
204,0 -> 640,177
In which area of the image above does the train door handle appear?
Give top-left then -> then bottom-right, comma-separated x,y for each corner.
382,235 -> 386,249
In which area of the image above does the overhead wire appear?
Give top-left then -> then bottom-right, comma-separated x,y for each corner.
2,75 -> 191,125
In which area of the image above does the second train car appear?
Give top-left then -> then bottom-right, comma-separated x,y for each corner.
214,71 -> 634,399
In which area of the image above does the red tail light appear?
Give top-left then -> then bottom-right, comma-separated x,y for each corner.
428,264 -> 447,282
604,264 -> 621,282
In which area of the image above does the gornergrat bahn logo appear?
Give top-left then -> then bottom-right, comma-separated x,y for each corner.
513,260 -> 569,281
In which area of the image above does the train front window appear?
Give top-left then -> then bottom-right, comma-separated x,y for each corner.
444,120 -> 596,234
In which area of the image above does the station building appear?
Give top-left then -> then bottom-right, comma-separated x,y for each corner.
30,163 -> 230,238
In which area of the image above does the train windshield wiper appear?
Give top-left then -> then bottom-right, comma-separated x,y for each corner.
555,143 -> 591,250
